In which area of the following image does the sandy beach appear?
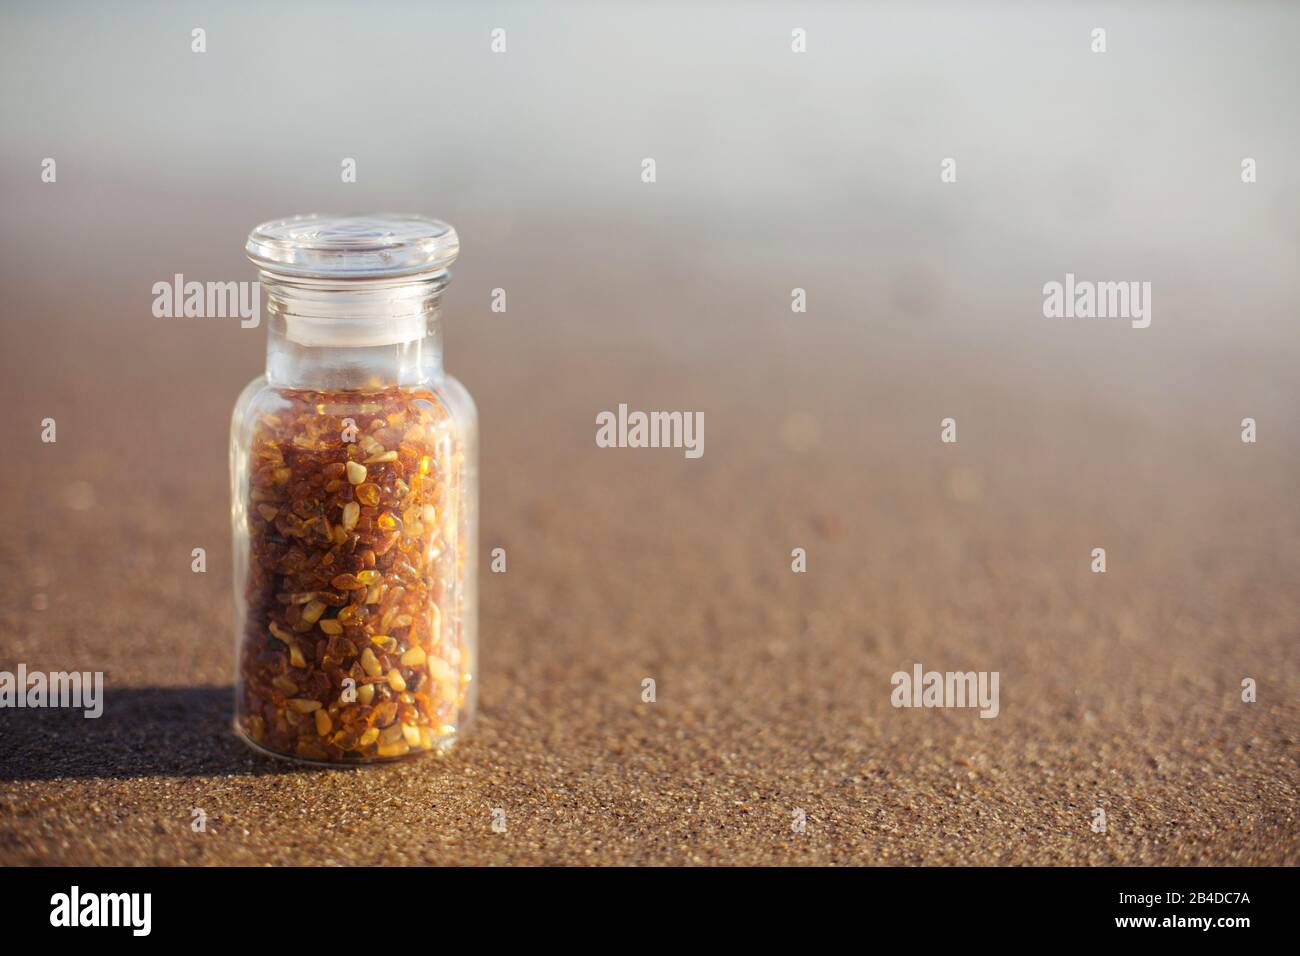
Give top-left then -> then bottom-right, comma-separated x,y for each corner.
0,2 -> 1296,865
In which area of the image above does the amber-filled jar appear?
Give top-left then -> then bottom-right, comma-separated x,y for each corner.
230,214 -> 477,764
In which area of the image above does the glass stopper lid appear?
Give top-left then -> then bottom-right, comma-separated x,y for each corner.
246,213 -> 459,280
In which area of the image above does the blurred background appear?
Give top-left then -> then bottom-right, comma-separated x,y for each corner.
0,1 -> 1296,865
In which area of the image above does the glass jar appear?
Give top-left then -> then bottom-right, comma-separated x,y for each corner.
230,214 -> 477,764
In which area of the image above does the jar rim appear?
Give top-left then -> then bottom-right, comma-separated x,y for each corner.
246,213 -> 459,280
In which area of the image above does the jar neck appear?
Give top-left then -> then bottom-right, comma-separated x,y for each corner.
261,272 -> 446,390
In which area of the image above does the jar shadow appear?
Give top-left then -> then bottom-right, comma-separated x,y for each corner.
0,685 -> 322,781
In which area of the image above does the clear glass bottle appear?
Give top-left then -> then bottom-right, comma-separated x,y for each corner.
230,214 -> 477,764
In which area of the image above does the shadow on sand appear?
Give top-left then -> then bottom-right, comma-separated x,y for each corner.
0,685 -> 318,781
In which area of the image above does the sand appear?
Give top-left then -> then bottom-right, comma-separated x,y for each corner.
0,243 -> 1296,866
